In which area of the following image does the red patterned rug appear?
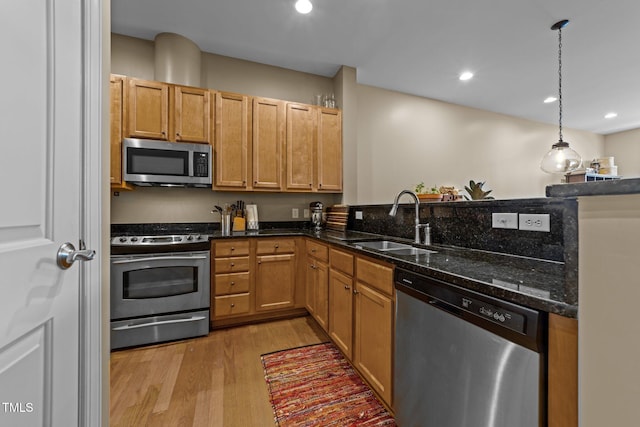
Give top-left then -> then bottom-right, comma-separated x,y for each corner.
261,342 -> 396,426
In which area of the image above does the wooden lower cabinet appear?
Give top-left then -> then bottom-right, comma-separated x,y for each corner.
548,313 -> 578,427
211,238 -> 305,328
305,239 -> 329,331
255,253 -> 296,311
328,268 -> 353,359
353,255 -> 394,407
305,257 -> 329,331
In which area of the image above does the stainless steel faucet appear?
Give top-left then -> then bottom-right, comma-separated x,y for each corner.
389,190 -> 428,244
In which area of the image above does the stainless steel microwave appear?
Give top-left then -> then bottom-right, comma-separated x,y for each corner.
123,138 -> 212,187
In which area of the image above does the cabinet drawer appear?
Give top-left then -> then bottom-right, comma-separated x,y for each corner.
256,238 -> 296,255
306,240 -> 328,262
214,272 -> 250,295
214,293 -> 250,317
356,256 -> 394,295
215,256 -> 250,273
215,240 -> 250,257
330,248 -> 354,276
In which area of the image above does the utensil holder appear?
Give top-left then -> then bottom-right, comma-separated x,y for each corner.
221,213 -> 232,236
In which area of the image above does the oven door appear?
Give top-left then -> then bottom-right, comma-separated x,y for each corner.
111,250 -> 210,320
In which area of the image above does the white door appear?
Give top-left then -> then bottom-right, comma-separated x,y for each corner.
0,0 -> 102,426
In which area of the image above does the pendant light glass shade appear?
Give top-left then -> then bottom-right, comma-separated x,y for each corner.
541,19 -> 582,175
540,141 -> 582,174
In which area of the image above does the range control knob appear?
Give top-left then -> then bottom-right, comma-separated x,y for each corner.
194,234 -> 201,240
186,235 -> 194,241
119,237 -> 127,243
130,237 -> 138,242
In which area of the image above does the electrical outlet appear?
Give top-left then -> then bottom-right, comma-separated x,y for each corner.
292,208 -> 299,219
303,209 -> 310,218
491,213 -> 518,229
355,211 -> 363,220
519,214 -> 550,232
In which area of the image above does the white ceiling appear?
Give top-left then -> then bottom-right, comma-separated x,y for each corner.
111,0 -> 640,135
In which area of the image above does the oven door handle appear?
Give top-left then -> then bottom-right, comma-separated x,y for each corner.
112,255 -> 208,264
111,315 -> 207,331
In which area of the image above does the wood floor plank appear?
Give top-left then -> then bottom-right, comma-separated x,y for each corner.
110,316 -> 327,426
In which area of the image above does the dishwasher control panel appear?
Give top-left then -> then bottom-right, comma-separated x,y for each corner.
395,268 -> 540,341
462,297 -> 525,333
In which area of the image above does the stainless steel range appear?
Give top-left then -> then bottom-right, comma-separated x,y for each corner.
110,232 -> 211,350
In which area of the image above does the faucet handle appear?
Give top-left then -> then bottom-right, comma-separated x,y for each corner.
417,223 -> 431,245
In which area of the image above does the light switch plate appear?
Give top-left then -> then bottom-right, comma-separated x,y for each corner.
292,208 -> 299,219
355,211 -> 363,220
519,214 -> 550,232
492,213 -> 518,229
303,209 -> 310,218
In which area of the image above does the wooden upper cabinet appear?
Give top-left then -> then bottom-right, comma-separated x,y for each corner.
286,103 -> 316,191
110,75 -> 133,190
317,108 -> 342,192
173,86 -> 210,143
214,91 -> 251,189
110,75 -> 124,186
125,78 -> 169,140
252,97 -> 285,190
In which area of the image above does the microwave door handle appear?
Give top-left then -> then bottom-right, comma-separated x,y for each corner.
112,255 -> 208,264
112,315 -> 207,331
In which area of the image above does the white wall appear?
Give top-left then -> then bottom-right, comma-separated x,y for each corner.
604,128 -> 640,178
355,85 -> 605,204
578,194 -> 640,426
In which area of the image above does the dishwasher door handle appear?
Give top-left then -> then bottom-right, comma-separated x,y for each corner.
428,298 -> 463,317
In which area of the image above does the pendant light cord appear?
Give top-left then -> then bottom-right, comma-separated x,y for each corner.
557,25 -> 563,142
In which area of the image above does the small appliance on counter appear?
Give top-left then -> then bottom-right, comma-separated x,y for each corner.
310,201 -> 323,231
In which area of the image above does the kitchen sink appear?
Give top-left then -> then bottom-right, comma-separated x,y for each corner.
385,247 -> 437,256
353,240 -> 412,251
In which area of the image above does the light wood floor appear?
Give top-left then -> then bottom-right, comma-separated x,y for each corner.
110,316 -> 328,427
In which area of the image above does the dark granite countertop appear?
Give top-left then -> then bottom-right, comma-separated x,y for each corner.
209,229 -> 577,318
546,177 -> 640,198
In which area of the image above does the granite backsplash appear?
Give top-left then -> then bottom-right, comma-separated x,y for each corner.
346,198 -> 578,264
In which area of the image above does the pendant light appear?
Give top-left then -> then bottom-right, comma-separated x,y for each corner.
540,19 -> 582,174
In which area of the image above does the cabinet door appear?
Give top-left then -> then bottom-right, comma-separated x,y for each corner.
286,103 -> 316,191
317,108 -> 342,192
305,260 -> 317,317
214,91 -> 251,189
126,78 -> 169,140
314,261 -> 329,331
255,254 -> 296,311
253,97 -> 284,190
110,75 -> 125,186
174,85 -> 210,143
329,269 -> 353,359
354,281 -> 393,406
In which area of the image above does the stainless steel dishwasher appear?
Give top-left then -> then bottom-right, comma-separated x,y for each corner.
394,268 -> 546,427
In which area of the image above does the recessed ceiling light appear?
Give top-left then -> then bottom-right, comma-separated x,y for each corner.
459,71 -> 474,81
604,112 -> 618,119
295,0 -> 313,14
543,96 -> 557,103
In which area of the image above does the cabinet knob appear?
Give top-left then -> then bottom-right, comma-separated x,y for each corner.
254,181 -> 258,185
274,244 -> 279,249
309,183 -> 312,187
311,248 -> 316,253
353,289 -> 359,295
230,262 -> 235,267
230,281 -> 235,286
319,183 -> 322,188
258,260 -> 261,264
230,303 -> 235,308
231,247 -> 235,251
344,285 -> 350,290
